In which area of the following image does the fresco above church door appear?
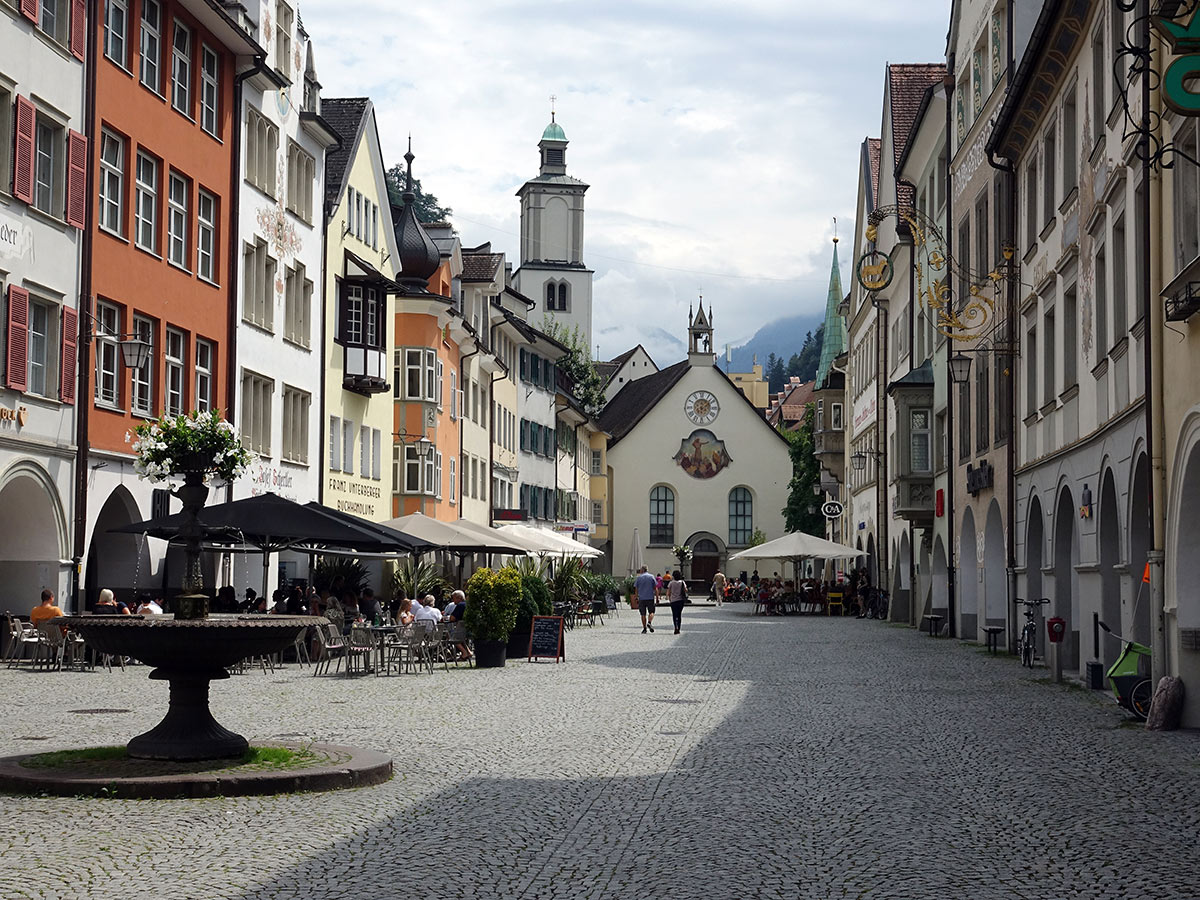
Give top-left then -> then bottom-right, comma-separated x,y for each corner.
673,429 -> 732,479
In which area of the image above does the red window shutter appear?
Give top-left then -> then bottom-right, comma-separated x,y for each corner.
60,306 -> 78,404
66,130 -> 87,229
6,286 -> 29,392
12,97 -> 35,205
69,0 -> 86,61
20,0 -> 38,24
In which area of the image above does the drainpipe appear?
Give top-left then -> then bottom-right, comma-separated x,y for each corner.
72,0 -> 100,613
944,60 -> 958,638
987,144 -> 1017,654
898,176 -> 918,626
1142,1 -> 1166,681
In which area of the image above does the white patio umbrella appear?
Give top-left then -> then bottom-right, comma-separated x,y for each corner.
628,527 -> 645,575
497,523 -> 602,558
729,531 -> 864,562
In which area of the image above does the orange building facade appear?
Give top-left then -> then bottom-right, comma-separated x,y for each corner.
81,0 -> 262,603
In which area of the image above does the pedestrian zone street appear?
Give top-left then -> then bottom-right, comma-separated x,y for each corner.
1,607 -> 1197,900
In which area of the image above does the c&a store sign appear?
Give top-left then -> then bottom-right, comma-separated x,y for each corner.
1156,9 -> 1200,114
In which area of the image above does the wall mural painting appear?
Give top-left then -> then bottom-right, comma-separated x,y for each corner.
673,429 -> 731,479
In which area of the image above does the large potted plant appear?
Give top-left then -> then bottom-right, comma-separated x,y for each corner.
507,570 -> 552,658
464,567 -> 522,667
127,410 -> 254,618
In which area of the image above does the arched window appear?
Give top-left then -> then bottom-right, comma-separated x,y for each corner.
729,487 -> 753,546
557,282 -> 568,311
649,486 -> 675,545
694,538 -> 718,555
545,282 -> 555,309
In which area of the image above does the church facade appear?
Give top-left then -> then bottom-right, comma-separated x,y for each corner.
600,305 -> 792,583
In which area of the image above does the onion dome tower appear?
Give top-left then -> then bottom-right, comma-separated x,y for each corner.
393,139 -> 440,293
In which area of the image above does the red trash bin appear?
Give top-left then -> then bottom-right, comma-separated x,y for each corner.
1046,616 -> 1066,644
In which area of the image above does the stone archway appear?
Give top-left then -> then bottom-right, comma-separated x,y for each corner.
1025,495 -> 1044,610
0,463 -> 67,609
1098,469 -> 1122,666
1054,486 -> 1080,672
892,531 -> 912,623
86,486 -> 154,608
684,531 -> 724,588
866,532 -> 877,590
1129,454 -> 1152,646
931,536 -> 948,618
959,507 -> 978,640
984,500 -> 1006,625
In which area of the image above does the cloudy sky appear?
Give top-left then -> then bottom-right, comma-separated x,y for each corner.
302,1 -> 949,363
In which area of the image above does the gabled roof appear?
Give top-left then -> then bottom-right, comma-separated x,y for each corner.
322,98 -> 371,212
599,361 -> 690,446
768,379 -> 816,427
600,361 -> 789,449
598,344 -> 656,387
887,64 -> 945,207
461,252 -> 503,283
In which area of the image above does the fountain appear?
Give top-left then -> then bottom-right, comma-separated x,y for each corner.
59,416 -> 323,761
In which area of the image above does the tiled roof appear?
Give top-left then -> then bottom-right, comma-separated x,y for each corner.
598,361 -> 690,447
866,138 -> 881,210
461,252 -> 503,283
887,64 -> 945,208
322,98 -> 371,212
768,380 -> 815,426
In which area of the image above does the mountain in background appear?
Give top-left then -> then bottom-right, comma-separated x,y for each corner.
718,313 -> 824,375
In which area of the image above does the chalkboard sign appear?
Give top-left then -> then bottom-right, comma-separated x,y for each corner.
528,615 -> 565,662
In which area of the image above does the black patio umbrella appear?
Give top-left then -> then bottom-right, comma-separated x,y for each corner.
112,492 -> 435,599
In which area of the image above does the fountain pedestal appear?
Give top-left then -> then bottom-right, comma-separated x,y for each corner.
58,614 -> 324,760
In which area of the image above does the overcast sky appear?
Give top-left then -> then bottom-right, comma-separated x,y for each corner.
302,1 -> 949,363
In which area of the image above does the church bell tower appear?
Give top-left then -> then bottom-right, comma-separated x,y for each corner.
688,300 -> 715,367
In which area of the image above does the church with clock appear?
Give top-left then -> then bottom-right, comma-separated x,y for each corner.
599,303 -> 793,584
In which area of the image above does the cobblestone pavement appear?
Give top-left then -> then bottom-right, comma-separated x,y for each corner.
2,607 -> 1198,900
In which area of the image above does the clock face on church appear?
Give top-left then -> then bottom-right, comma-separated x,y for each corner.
685,390 -> 720,425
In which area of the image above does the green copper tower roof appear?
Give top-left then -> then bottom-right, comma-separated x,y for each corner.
815,239 -> 847,389
542,118 -> 567,141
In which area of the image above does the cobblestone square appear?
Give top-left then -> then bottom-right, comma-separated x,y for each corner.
2,607 -> 1197,900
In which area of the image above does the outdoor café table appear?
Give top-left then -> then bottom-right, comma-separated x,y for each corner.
369,625 -> 395,673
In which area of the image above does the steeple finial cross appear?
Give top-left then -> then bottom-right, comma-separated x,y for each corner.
550,94 -> 557,121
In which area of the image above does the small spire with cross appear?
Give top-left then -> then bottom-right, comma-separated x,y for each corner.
550,93 -> 557,122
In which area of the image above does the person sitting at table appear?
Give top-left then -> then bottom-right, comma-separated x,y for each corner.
136,594 -> 163,615
359,587 -> 379,623
94,588 -> 130,615
30,589 -> 63,628
395,597 -> 415,626
445,590 -> 471,661
414,595 -> 442,625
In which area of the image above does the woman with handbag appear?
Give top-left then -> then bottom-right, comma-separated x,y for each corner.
667,569 -> 689,635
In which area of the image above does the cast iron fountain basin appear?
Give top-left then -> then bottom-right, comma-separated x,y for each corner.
57,614 -> 325,761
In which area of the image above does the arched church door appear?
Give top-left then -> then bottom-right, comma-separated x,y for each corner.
691,538 -> 720,585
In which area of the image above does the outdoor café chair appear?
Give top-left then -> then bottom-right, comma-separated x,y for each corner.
313,622 -> 346,676
345,624 -> 374,676
5,615 -> 38,667
34,621 -> 65,671
446,621 -> 473,667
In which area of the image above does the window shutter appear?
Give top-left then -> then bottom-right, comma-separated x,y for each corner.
66,130 -> 87,229
60,306 -> 78,404
20,0 -> 38,24
519,347 -> 527,381
6,286 -> 29,392
12,97 -> 35,204
69,0 -> 86,60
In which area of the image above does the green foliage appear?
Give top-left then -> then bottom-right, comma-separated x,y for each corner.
464,567 -> 522,641
766,353 -> 786,394
521,573 -> 553,616
513,554 -> 550,581
22,746 -> 126,768
384,165 -> 452,223
126,410 -> 253,483
389,557 -> 448,602
313,556 -> 370,595
540,319 -> 607,417
749,528 -> 767,547
792,324 -> 824,383
618,575 -> 637,598
782,403 -> 825,536
548,556 -> 586,607
581,571 -> 620,605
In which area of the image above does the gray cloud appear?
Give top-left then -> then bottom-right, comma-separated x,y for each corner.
302,0 -> 946,363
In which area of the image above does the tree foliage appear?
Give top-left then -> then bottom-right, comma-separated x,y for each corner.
384,165 -> 453,223
540,319 -> 607,416
766,353 -> 786,395
764,323 -> 824,396
782,403 -> 825,536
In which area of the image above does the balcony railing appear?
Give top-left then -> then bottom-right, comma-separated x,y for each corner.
893,474 -> 934,523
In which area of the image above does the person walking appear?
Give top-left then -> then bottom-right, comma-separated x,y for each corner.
712,571 -> 726,607
635,565 -> 658,633
667,570 -> 688,634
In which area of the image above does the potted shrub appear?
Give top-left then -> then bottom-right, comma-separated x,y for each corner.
620,575 -> 638,609
464,567 -> 521,667
507,571 -> 552,658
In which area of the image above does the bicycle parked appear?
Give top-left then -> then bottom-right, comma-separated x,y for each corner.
1015,597 -> 1050,667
